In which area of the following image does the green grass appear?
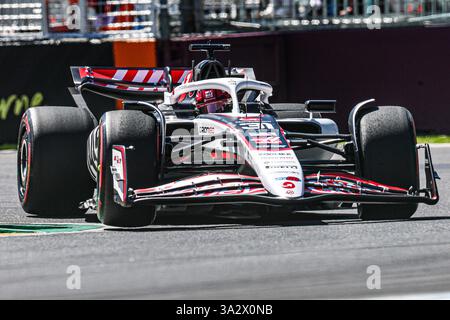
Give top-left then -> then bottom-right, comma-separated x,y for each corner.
0,144 -> 16,150
417,135 -> 450,144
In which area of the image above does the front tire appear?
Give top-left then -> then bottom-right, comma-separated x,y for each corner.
97,110 -> 159,227
355,106 -> 419,220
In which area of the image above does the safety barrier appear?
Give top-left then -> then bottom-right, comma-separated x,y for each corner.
1,0 -> 449,42
0,0 -> 158,41
0,1 -> 43,40
45,0 -> 157,38
170,0 -> 450,32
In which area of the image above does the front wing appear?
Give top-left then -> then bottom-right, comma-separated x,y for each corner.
110,144 -> 439,209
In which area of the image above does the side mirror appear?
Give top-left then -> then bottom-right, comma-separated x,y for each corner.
305,100 -> 336,113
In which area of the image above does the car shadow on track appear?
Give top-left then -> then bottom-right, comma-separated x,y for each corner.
26,210 -> 98,222
26,210 -> 450,232
325,216 -> 450,226
102,210 -> 450,232
26,213 -> 88,219
102,212 -> 337,232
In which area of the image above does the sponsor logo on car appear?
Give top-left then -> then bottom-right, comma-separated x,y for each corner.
265,165 -> 298,170
282,181 -> 296,189
199,126 -> 215,134
253,136 -> 282,145
205,90 -> 214,99
275,176 -> 302,182
113,155 -> 122,164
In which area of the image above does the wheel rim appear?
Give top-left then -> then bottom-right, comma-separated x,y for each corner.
19,137 -> 28,197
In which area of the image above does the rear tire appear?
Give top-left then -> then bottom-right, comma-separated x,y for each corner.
17,107 -> 96,216
97,110 -> 159,227
355,106 -> 419,220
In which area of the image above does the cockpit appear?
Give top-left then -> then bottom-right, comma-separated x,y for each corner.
166,43 -> 273,117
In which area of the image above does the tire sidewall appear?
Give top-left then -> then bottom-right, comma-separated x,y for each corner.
97,111 -> 159,227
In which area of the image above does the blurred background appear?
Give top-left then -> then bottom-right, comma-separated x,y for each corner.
1,0 -> 449,144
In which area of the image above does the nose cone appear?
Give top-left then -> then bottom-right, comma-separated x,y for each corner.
250,148 -> 305,198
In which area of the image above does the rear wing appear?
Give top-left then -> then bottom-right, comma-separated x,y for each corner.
70,66 -> 191,101
70,66 -> 256,101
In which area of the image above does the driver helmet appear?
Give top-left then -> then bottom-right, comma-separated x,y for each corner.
195,89 -> 231,114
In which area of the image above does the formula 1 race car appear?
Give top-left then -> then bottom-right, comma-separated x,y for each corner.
17,43 -> 439,227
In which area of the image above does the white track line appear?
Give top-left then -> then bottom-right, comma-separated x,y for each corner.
368,291 -> 450,300
429,143 -> 450,148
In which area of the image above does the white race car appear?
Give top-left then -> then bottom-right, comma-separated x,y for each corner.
17,43 -> 439,227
